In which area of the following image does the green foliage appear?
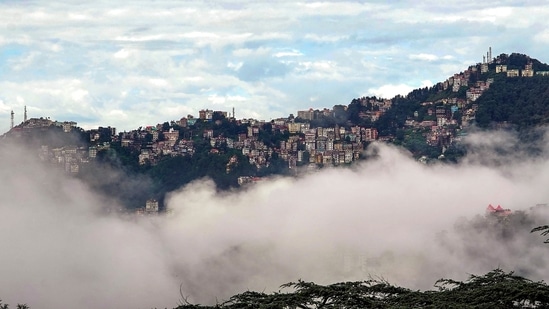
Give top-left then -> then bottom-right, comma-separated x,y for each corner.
173,270 -> 549,309
394,129 -> 441,159
257,124 -> 289,148
147,148 -> 255,194
475,75 -> 549,128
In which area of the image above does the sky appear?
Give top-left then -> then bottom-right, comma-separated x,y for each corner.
2,128 -> 549,308
1,1 -> 549,133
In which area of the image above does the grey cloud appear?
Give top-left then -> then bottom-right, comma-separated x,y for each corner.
4,128 -> 549,307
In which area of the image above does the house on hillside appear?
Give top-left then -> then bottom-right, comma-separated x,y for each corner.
486,204 -> 512,216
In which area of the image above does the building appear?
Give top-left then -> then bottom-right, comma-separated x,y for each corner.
362,128 -> 378,141
495,65 -> 507,73
88,147 -> 97,158
507,69 -> 520,77
481,63 -> 489,73
61,121 -> 77,132
522,63 -> 534,77
164,128 -> 180,143
145,199 -> 159,213
199,109 -> 214,120
486,204 -> 511,217
297,109 -> 313,121
287,122 -> 301,134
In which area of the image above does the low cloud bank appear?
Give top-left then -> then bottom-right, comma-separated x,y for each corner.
1,129 -> 549,308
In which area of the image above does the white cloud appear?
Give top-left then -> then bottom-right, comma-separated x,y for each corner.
409,53 -> 440,61
148,78 -> 170,88
304,33 -> 349,43
409,53 -> 455,62
3,133 -> 549,307
367,80 -> 433,99
367,83 -> 413,99
0,0 -> 548,133
113,49 -> 131,59
273,50 -> 303,58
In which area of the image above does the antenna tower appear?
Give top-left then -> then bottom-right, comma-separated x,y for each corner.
24,105 -> 27,122
10,110 -> 14,129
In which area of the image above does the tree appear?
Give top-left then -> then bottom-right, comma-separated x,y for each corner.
532,225 -> 549,243
0,301 -> 29,309
173,270 -> 549,308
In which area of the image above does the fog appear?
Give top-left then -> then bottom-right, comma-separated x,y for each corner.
1,129 -> 549,308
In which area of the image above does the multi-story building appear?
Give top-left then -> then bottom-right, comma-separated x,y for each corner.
522,63 -> 534,77
507,69 -> 520,77
495,65 -> 507,73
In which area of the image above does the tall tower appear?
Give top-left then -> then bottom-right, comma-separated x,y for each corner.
24,105 -> 27,122
489,47 -> 492,62
232,107 -> 235,119
10,110 -> 14,129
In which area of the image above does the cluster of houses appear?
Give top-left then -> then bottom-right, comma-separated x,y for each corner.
17,51 -> 540,178
38,144 -> 91,174
400,51 -> 549,151
121,111 -> 379,169
11,108 -> 381,179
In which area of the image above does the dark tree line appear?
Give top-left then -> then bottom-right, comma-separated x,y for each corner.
174,269 -> 549,309
475,75 -> 549,128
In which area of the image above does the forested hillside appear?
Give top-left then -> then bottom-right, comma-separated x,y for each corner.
475,75 -> 549,128
4,52 -> 549,211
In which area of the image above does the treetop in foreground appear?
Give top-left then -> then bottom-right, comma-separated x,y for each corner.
175,269 -> 549,308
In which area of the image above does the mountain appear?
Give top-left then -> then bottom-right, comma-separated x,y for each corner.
3,52 -> 549,211
376,52 -> 549,131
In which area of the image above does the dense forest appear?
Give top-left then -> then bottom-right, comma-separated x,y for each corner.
475,75 -> 549,128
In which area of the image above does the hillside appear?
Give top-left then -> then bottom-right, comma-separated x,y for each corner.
475,74 -> 549,128
3,52 -> 549,211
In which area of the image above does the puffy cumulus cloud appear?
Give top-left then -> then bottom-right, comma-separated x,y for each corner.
367,80 -> 433,99
3,129 -> 549,307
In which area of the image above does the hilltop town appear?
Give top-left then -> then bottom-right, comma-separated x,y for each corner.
4,50 -> 549,212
